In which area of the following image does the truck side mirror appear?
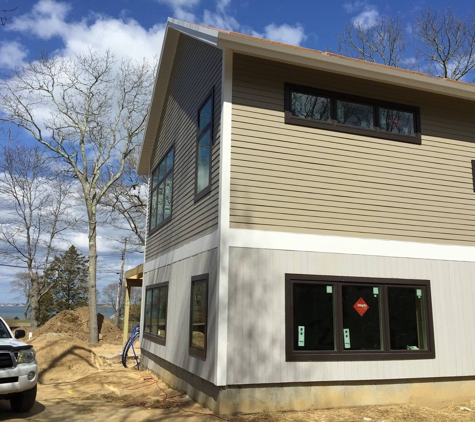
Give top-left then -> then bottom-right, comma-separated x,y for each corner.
14,330 -> 26,339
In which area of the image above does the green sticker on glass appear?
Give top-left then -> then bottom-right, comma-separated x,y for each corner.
416,289 -> 422,298
326,286 -> 332,294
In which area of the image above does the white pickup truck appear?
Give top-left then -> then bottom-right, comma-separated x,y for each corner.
0,316 -> 37,412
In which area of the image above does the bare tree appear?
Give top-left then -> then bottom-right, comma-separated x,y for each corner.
0,50 -> 154,342
0,142 -> 79,327
102,148 -> 147,248
101,282 -> 118,311
338,14 -> 407,67
1,0 -> 20,26
9,272 -> 31,319
414,8 -> 475,80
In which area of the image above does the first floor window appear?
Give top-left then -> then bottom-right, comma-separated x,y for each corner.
285,274 -> 434,361
189,274 -> 208,359
143,282 -> 169,345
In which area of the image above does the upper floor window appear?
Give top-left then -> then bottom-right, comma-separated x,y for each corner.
285,83 -> 421,144
150,148 -> 174,231
195,90 -> 214,201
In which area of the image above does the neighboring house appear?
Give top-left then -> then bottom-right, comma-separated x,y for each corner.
138,18 -> 475,414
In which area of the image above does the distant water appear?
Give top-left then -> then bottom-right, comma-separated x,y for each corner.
0,305 -> 115,320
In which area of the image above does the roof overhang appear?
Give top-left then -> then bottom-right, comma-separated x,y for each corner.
138,18 -> 475,174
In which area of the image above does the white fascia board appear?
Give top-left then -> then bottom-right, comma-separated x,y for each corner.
216,35 -> 475,102
143,230 -> 219,273
227,228 -> 475,263
167,18 -> 220,47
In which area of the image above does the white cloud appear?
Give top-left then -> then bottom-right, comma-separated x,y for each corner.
7,0 -> 166,62
353,7 -> 379,29
0,41 -> 28,68
343,1 -> 379,30
261,23 -> 307,46
156,0 -> 200,22
8,0 -> 71,39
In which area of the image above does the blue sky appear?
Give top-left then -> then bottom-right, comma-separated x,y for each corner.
0,0 -> 474,303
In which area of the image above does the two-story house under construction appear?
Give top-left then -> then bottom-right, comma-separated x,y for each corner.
138,18 -> 475,414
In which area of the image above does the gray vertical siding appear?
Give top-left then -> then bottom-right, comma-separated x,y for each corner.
142,248 -> 218,383
227,247 -> 475,385
145,34 -> 222,260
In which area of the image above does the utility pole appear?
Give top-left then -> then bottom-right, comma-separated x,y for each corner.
115,238 -> 127,327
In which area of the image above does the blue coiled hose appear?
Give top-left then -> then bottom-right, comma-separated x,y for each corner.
122,324 -> 149,368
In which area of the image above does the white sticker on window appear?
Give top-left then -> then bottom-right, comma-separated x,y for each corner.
326,286 -> 333,294
416,289 -> 422,298
343,328 -> 351,349
373,287 -> 379,296
298,326 -> 305,346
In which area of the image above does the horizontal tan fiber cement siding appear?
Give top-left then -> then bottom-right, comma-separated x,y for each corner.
146,35 -> 222,260
230,54 -> 475,246
227,247 -> 475,385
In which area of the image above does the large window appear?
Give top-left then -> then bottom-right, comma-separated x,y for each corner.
149,148 -> 174,231
285,83 -> 421,144
285,274 -> 435,361
143,282 -> 169,345
195,90 -> 214,201
189,274 -> 208,359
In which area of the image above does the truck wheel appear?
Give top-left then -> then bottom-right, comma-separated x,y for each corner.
10,384 -> 37,412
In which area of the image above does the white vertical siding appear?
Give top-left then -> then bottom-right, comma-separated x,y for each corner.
227,247 -> 475,385
142,248 -> 218,383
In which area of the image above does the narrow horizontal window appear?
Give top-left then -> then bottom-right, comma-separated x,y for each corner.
285,83 -> 421,145
285,274 -> 435,361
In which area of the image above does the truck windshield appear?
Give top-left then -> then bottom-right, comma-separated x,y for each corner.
0,319 -> 12,338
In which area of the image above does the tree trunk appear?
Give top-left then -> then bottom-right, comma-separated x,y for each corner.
29,273 -> 38,329
88,214 -> 99,344
115,238 -> 126,327
23,303 -> 30,321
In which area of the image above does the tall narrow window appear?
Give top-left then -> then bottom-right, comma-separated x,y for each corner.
189,274 -> 209,359
195,90 -> 213,201
143,282 -> 169,346
149,148 -> 174,231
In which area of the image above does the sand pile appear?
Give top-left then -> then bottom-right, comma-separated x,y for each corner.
35,306 -> 123,344
30,333 -> 108,383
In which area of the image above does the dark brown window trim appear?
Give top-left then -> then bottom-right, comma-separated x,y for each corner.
143,281 -> 169,346
471,160 -> 475,192
284,83 -> 422,145
189,274 -> 209,360
148,145 -> 174,235
285,274 -> 435,362
194,88 -> 214,203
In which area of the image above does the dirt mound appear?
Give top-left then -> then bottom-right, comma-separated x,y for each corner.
31,333 -> 108,383
34,306 -> 123,345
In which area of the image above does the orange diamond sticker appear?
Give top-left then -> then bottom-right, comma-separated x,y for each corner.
353,297 -> 369,317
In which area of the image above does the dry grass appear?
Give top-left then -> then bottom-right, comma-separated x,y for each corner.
245,402 -> 475,422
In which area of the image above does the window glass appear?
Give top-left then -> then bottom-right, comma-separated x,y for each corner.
293,283 -> 335,351
151,289 -> 159,335
379,108 -> 415,136
342,285 -> 382,350
191,280 -> 207,350
337,100 -> 374,129
388,287 -> 427,350
164,175 -> 173,219
197,131 -> 211,194
199,98 -> 213,131
144,289 -> 152,332
158,286 -> 168,337
291,92 -> 332,122
149,148 -> 173,230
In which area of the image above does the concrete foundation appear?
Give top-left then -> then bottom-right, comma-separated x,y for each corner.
142,350 -> 475,415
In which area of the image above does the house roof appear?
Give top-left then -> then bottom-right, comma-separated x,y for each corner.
138,18 -> 475,174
